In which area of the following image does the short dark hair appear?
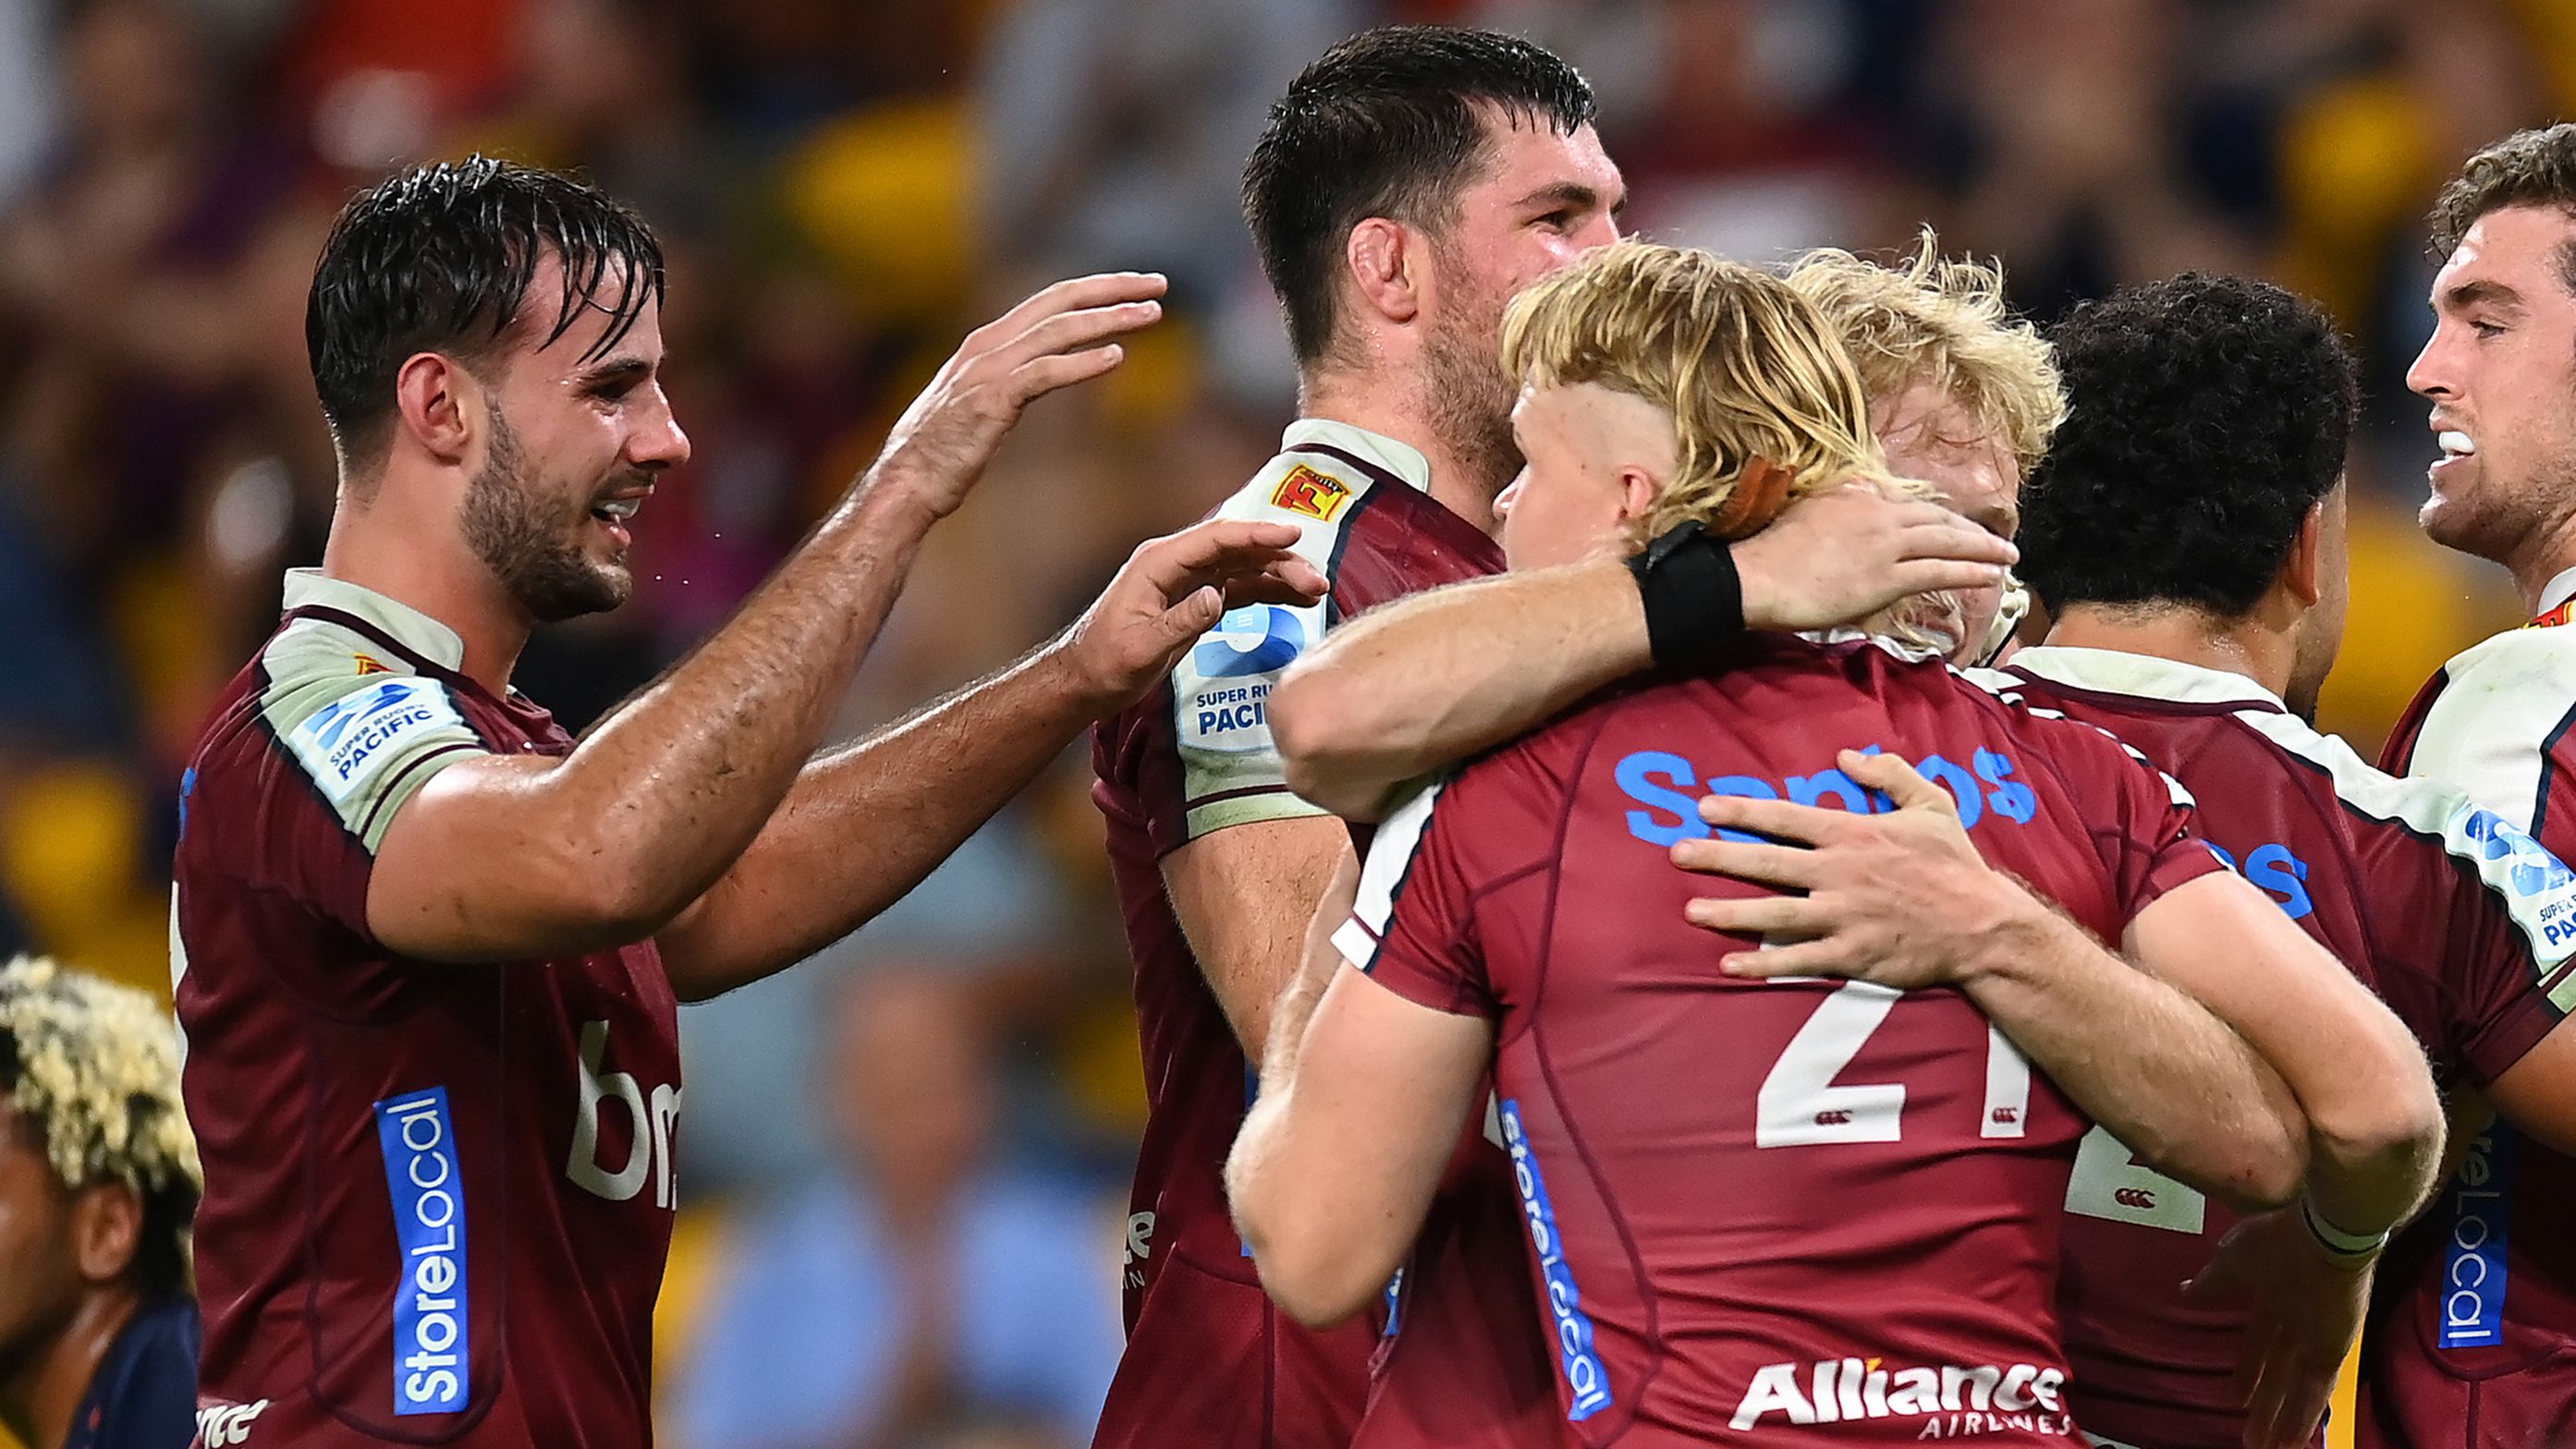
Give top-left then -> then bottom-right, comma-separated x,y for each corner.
1241,26 -> 1595,364
307,154 -> 665,468
2020,274 -> 2357,620
2429,123 -> 2576,286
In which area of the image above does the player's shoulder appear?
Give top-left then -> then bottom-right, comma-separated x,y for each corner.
2413,626 -> 2576,753
1215,440 -> 1380,543
1956,663 -> 2193,808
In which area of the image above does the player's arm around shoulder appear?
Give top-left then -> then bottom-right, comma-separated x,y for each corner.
1226,785 -> 1493,1328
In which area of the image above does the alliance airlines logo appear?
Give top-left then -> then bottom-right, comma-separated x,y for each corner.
1731,1356 -> 2070,1436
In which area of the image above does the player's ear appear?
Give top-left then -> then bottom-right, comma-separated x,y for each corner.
392,351 -> 479,469
68,1180 -> 142,1286
1618,464 -> 1660,522
1345,217 -> 1423,332
2282,497 -> 2326,607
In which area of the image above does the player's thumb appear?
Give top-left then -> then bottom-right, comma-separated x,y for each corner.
1158,584 -> 1227,644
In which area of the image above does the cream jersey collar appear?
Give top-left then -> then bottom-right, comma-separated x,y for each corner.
1281,418 -> 1433,493
280,568 -> 469,672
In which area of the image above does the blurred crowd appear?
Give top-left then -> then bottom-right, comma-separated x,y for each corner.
0,0 -> 2567,1443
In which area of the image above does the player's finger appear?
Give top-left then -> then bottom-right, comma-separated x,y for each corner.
1717,937 -> 1854,979
1007,344 -> 1128,398
1884,559 -> 2010,598
1899,516 -> 2020,566
1668,836 -> 1825,890
1132,519 -> 1308,590
1680,893 -> 1825,944
1220,563 -> 1327,609
981,271 -> 1167,345
1837,749 -> 1958,817
1694,792 -> 1854,846
1000,298 -> 1166,373
1151,585 -> 1227,646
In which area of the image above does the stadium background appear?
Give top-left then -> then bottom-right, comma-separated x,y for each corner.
0,0 -> 2563,1443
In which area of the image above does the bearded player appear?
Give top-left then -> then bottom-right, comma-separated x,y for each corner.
1087,30 -> 2013,1449
1228,241 -> 2439,1443
2371,122 -> 2576,1448
171,156 -> 1325,1447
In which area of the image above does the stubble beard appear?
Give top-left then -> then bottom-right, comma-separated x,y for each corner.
1422,262 -> 1524,508
460,406 -> 632,624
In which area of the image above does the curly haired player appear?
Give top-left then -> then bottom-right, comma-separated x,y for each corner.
0,956 -> 200,1449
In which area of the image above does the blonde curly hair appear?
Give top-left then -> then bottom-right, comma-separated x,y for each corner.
1784,231 -> 2064,475
0,956 -> 201,1293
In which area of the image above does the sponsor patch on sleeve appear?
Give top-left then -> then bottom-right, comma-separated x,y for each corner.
288,676 -> 469,804
1175,603 -> 1312,755
1269,463 -> 1351,522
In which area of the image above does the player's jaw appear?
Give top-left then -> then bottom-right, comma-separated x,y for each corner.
460,409 -> 646,624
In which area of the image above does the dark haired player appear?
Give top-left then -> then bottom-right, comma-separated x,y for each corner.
1086,27 -> 2008,1449
2372,121 -> 2576,1448
171,155 -> 1325,1447
1947,274 -> 2576,1449
0,957 -> 201,1449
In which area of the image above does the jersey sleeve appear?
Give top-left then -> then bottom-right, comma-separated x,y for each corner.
2089,730 -> 2228,924
1330,778 -> 1496,1017
2409,802 -> 2576,1082
2393,631 -> 2576,835
243,621 -> 488,932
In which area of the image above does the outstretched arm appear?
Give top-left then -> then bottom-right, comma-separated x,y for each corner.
371,274 -> 1170,963
654,518 -> 1326,1000
1269,488 -> 2017,821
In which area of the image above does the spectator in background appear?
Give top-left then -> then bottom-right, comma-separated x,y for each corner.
0,956 -> 200,1449
678,967 -> 1121,1449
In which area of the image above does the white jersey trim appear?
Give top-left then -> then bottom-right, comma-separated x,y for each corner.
2405,628 -> 2576,835
1334,778 -> 1446,969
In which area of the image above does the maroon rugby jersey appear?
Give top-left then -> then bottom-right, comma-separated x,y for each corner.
2369,615 -> 2576,1449
1092,418 -> 1540,1449
1996,647 -> 2576,1449
1337,634 -> 2226,1446
172,570 -> 681,1447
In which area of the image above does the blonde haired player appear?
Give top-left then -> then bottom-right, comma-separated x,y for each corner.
1232,241 -> 2438,1443
0,957 -> 201,1449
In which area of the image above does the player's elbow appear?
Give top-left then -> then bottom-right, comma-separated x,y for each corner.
1269,670 -> 1398,822
1243,1225 -> 1385,1330
521,828 -> 694,948
2304,1042 -> 2446,1204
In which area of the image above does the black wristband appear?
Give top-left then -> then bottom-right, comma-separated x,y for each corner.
1627,521 -> 1746,668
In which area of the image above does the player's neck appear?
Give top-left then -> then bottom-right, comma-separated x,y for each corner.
0,1285 -> 138,1449
2043,604 -> 2296,702
321,506 -> 531,696
1299,371 -> 1513,535
2505,522 -> 2576,615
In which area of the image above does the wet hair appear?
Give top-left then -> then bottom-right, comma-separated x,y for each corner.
0,956 -> 201,1299
307,153 -> 665,471
2428,122 -> 2576,286
2020,274 -> 2357,619
1242,25 -> 1595,364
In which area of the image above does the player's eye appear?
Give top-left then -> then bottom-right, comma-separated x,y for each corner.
1535,209 -> 1574,230
2471,318 -> 2508,339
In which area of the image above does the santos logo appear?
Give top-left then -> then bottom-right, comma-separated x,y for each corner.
1616,745 -> 2037,847
372,1088 -> 470,1415
1731,1357 -> 2069,1432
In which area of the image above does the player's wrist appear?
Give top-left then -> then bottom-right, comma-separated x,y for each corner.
1627,522 -> 1747,667
2298,1192 -> 2391,1268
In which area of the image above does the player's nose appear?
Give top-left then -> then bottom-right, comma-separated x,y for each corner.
630,396 -> 691,469
2405,325 -> 2459,400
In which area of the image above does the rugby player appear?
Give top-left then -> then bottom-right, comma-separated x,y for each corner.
1925,273 -> 2576,1449
171,157 -> 1325,1446
2374,121 -> 2576,1447
1088,30 -> 2014,1449
0,957 -> 200,1449
1227,240 -> 2440,1443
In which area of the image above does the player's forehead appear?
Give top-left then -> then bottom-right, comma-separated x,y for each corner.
2433,203 -> 2576,310
502,248 -> 665,377
1459,107 -> 1624,211
1874,377 -> 2018,524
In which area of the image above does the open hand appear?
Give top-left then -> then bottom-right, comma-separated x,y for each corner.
1061,518 -> 1328,712
871,272 -> 1169,518
1671,748 -> 2030,988
2181,1207 -> 2375,1449
1733,484 -> 2017,633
